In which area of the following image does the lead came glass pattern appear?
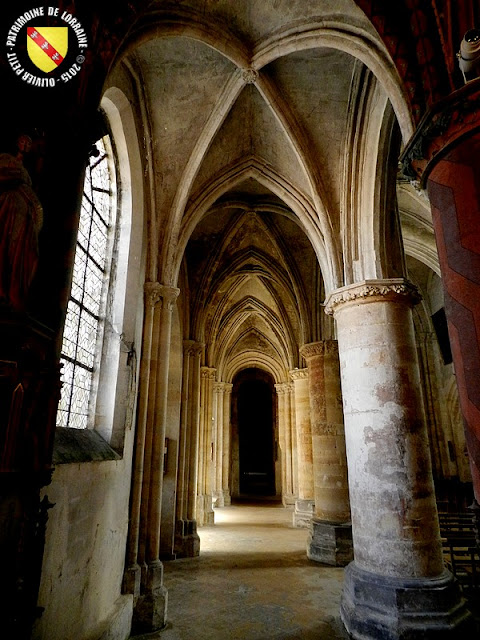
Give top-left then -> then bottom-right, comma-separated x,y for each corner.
57,137 -> 114,428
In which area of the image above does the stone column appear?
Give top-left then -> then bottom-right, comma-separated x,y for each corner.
290,368 -> 314,527
124,284 -> 156,599
174,340 -> 202,558
284,383 -> 296,506
275,383 -> 296,507
222,383 -> 233,506
213,382 -> 225,507
325,279 -> 470,639
126,283 -> 179,634
300,341 -> 352,566
197,367 -> 216,525
288,382 -> 299,499
275,383 -> 287,504
187,347 -> 203,522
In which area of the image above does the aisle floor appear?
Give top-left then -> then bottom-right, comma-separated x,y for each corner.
133,502 -> 348,639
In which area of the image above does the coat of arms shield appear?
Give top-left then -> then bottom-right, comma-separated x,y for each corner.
27,27 -> 68,73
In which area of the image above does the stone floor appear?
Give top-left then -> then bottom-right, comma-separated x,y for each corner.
132,501 -> 348,639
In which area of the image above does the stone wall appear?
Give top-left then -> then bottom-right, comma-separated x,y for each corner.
33,428 -> 135,640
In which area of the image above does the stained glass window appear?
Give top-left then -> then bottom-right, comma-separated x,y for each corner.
57,136 -> 115,428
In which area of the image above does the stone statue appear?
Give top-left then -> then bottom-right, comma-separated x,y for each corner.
0,135 -> 43,310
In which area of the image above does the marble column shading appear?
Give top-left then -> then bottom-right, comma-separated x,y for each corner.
125,283 -> 179,634
300,341 -> 352,566
290,368 -> 314,527
325,279 -> 472,640
426,135 -> 480,502
197,367 -> 216,526
175,340 -> 203,558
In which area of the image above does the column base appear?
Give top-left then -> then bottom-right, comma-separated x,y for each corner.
341,562 -> 473,640
307,519 -> 353,566
282,493 -> 296,508
293,499 -> 314,528
122,563 -> 141,597
174,519 -> 200,558
132,561 -> 168,635
197,494 -> 215,525
213,491 -> 227,507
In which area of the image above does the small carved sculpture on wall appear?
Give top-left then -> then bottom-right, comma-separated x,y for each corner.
0,135 -> 43,311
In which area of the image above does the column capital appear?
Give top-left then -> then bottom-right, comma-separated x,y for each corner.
200,366 -> 216,380
184,340 -> 204,357
290,368 -> 308,381
275,382 -> 290,395
144,282 -> 180,309
324,279 -> 421,316
300,340 -> 339,361
213,381 -> 227,393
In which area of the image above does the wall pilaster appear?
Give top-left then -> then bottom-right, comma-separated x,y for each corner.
124,282 -> 179,634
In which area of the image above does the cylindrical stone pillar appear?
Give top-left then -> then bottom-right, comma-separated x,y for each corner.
288,382 -> 299,499
186,345 -> 202,522
300,341 -> 352,565
176,341 -> 191,526
174,340 -> 202,558
275,382 -> 296,507
222,383 -> 233,506
284,383 -> 296,505
275,383 -> 287,504
325,279 -> 470,639
198,367 -> 216,526
290,368 -> 314,527
213,382 -> 225,507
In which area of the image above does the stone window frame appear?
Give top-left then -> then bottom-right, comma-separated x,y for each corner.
57,134 -> 118,432
53,89 -> 145,463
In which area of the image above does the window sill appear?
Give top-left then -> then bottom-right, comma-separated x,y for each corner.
53,427 -> 121,464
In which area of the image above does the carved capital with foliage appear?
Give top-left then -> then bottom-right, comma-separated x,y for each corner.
289,368 -> 308,381
324,279 -> 421,316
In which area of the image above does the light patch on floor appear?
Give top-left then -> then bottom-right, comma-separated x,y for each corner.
133,503 -> 348,639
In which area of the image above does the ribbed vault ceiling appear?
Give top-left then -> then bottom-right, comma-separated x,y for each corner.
116,0 -> 430,380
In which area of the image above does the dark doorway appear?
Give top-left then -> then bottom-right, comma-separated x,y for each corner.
233,369 -> 276,496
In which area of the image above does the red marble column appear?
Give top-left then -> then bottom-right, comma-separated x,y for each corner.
401,81 -> 480,505
427,133 -> 480,500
